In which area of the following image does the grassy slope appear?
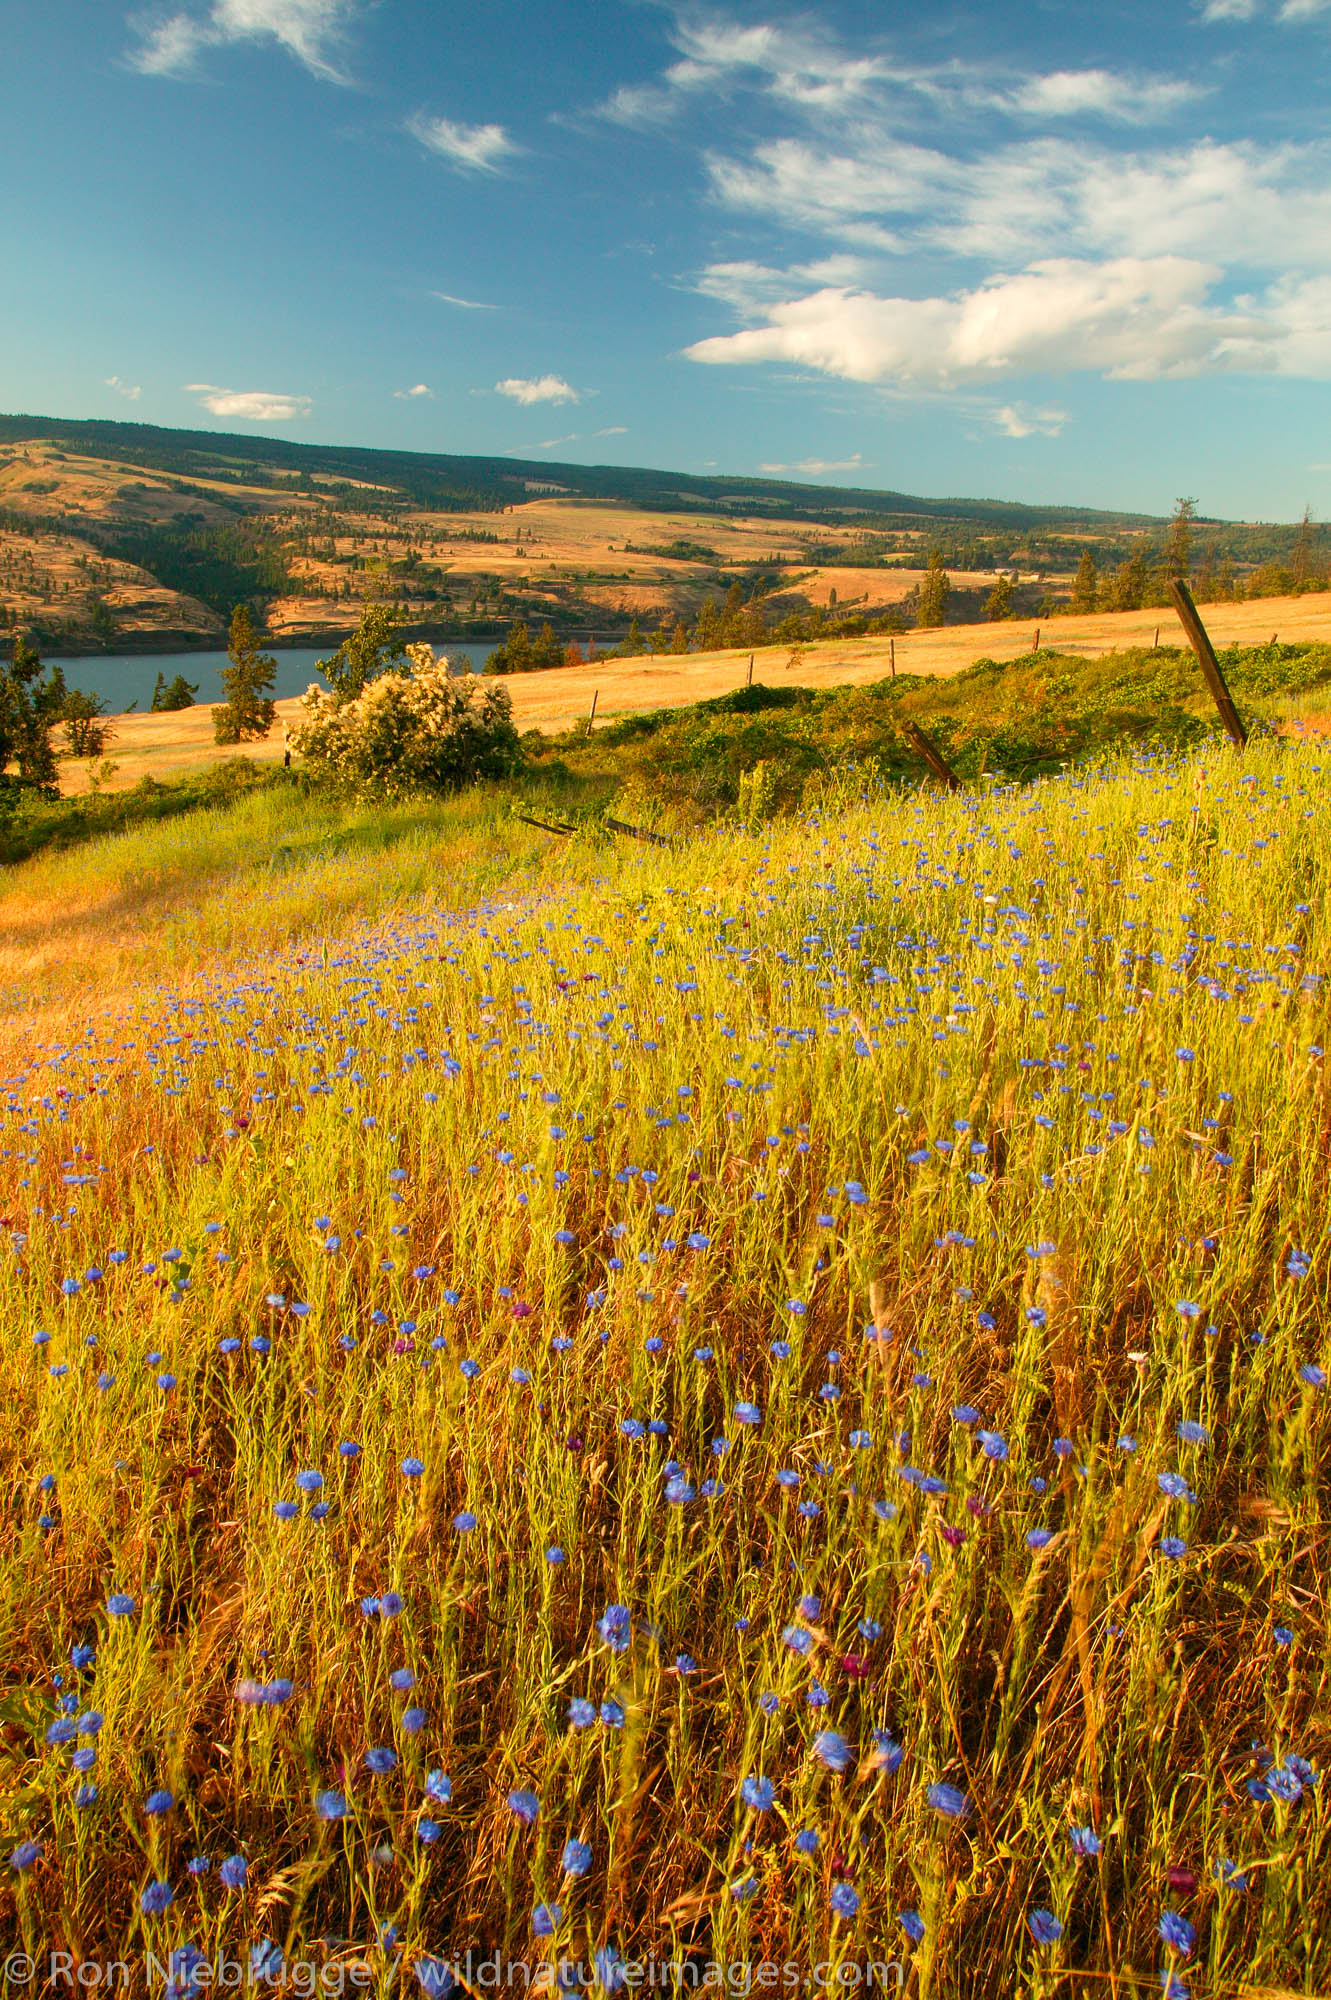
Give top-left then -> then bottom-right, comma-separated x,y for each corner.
0,737 -> 1327,1985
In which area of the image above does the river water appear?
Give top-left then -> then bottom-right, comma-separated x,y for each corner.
48,640 -> 506,715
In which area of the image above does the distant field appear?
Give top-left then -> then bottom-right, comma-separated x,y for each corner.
55,588 -> 1331,793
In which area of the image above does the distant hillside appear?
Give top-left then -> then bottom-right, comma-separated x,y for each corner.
0,411 -> 1161,532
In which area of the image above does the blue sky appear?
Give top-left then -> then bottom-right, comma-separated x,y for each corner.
3,0 -> 1329,516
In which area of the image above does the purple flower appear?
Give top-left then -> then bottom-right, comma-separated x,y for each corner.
506,1788 -> 540,1826
925,1781 -> 970,1819
1159,1912 -> 1195,1957
1028,1909 -> 1063,1946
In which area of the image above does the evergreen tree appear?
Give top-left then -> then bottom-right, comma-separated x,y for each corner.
61,688 -> 114,759
983,571 -> 1016,620
1070,549 -> 1098,614
669,621 -> 689,654
152,671 -> 199,712
316,602 -> 406,700
694,598 -> 722,651
1290,506 -> 1317,587
1110,552 -> 1150,612
0,635 -> 65,794
1164,497 -> 1198,582
720,580 -> 745,646
626,617 -> 643,655
915,548 -> 950,629
213,605 -> 277,745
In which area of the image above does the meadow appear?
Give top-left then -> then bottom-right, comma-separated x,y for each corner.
0,723 -> 1326,1995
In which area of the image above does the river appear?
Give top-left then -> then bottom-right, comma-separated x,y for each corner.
47,640 -> 508,715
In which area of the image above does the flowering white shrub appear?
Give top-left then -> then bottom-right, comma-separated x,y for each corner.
291,646 -> 521,799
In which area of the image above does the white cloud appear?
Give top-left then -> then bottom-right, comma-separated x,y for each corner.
104,375 -> 142,400
1004,69 -> 1201,121
394,383 -> 433,399
185,383 -> 312,420
704,132 -> 1331,275
595,425 -> 628,436
1200,0 -> 1329,18
429,290 -> 499,310
684,256 -> 1331,388
759,453 -> 866,475
534,433 -> 580,449
495,375 -> 579,405
987,403 -> 1068,438
127,0 -> 354,81
408,112 -> 518,174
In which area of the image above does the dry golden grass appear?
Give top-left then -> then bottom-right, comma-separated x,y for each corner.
57,587 -> 1331,794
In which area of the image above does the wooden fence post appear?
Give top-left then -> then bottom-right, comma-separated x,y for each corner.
1033,627 -> 1040,651
889,637 -> 896,678
1167,579 -> 1247,749
901,718 -> 960,792
587,689 -> 599,734
746,653 -> 754,685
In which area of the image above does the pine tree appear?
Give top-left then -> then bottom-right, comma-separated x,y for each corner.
0,635 -> 65,793
1164,498 -> 1198,582
915,548 -> 950,629
694,598 -> 722,651
669,621 -> 689,654
1070,550 -> 1098,614
1111,552 -> 1150,612
1290,506 -> 1316,587
213,606 -> 277,744
983,571 -> 1016,621
316,602 -> 406,700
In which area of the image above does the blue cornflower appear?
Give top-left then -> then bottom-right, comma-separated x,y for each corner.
1070,1825 -> 1102,1857
735,1401 -> 761,1426
926,1781 -> 970,1819
144,1789 -> 174,1816
829,1882 -> 860,1920
794,1828 -> 820,1856
401,1457 -> 425,1479
813,1730 -> 853,1773
978,1431 -> 1008,1462
365,1747 -> 398,1776
140,1880 -> 174,1916
598,1604 -> 632,1652
218,1855 -> 248,1890
568,1698 -> 597,1730
9,1838 -> 41,1872
316,1791 -> 348,1821
1159,1912 -> 1195,1957
532,1902 -> 563,1937
425,1770 -> 452,1804
507,1788 -> 540,1826
741,1775 -> 775,1812
1028,1910 -> 1063,1946
561,1838 -> 592,1877
296,1470 -> 323,1493
452,1512 -> 477,1533
106,1593 -> 135,1618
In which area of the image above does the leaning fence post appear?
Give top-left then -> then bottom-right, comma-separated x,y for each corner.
1167,579 -> 1247,749
901,718 -> 961,792
587,689 -> 599,735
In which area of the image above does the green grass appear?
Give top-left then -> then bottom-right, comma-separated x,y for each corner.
0,732 -> 1327,1991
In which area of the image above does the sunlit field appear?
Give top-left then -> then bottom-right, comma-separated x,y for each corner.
1,737 -> 1327,1995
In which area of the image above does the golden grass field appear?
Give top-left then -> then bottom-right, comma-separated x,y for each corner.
59,587 -> 1331,794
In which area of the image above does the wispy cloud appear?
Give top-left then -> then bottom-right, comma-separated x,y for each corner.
127,0 -> 356,81
1200,0 -> 1329,19
595,425 -> 628,436
495,375 -> 579,405
986,403 -> 1068,438
534,433 -> 580,449
394,383 -> 433,399
1002,70 -> 1201,121
185,383 -> 312,420
759,453 -> 866,475
408,112 -> 518,173
429,290 -> 499,311
105,375 -> 142,400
